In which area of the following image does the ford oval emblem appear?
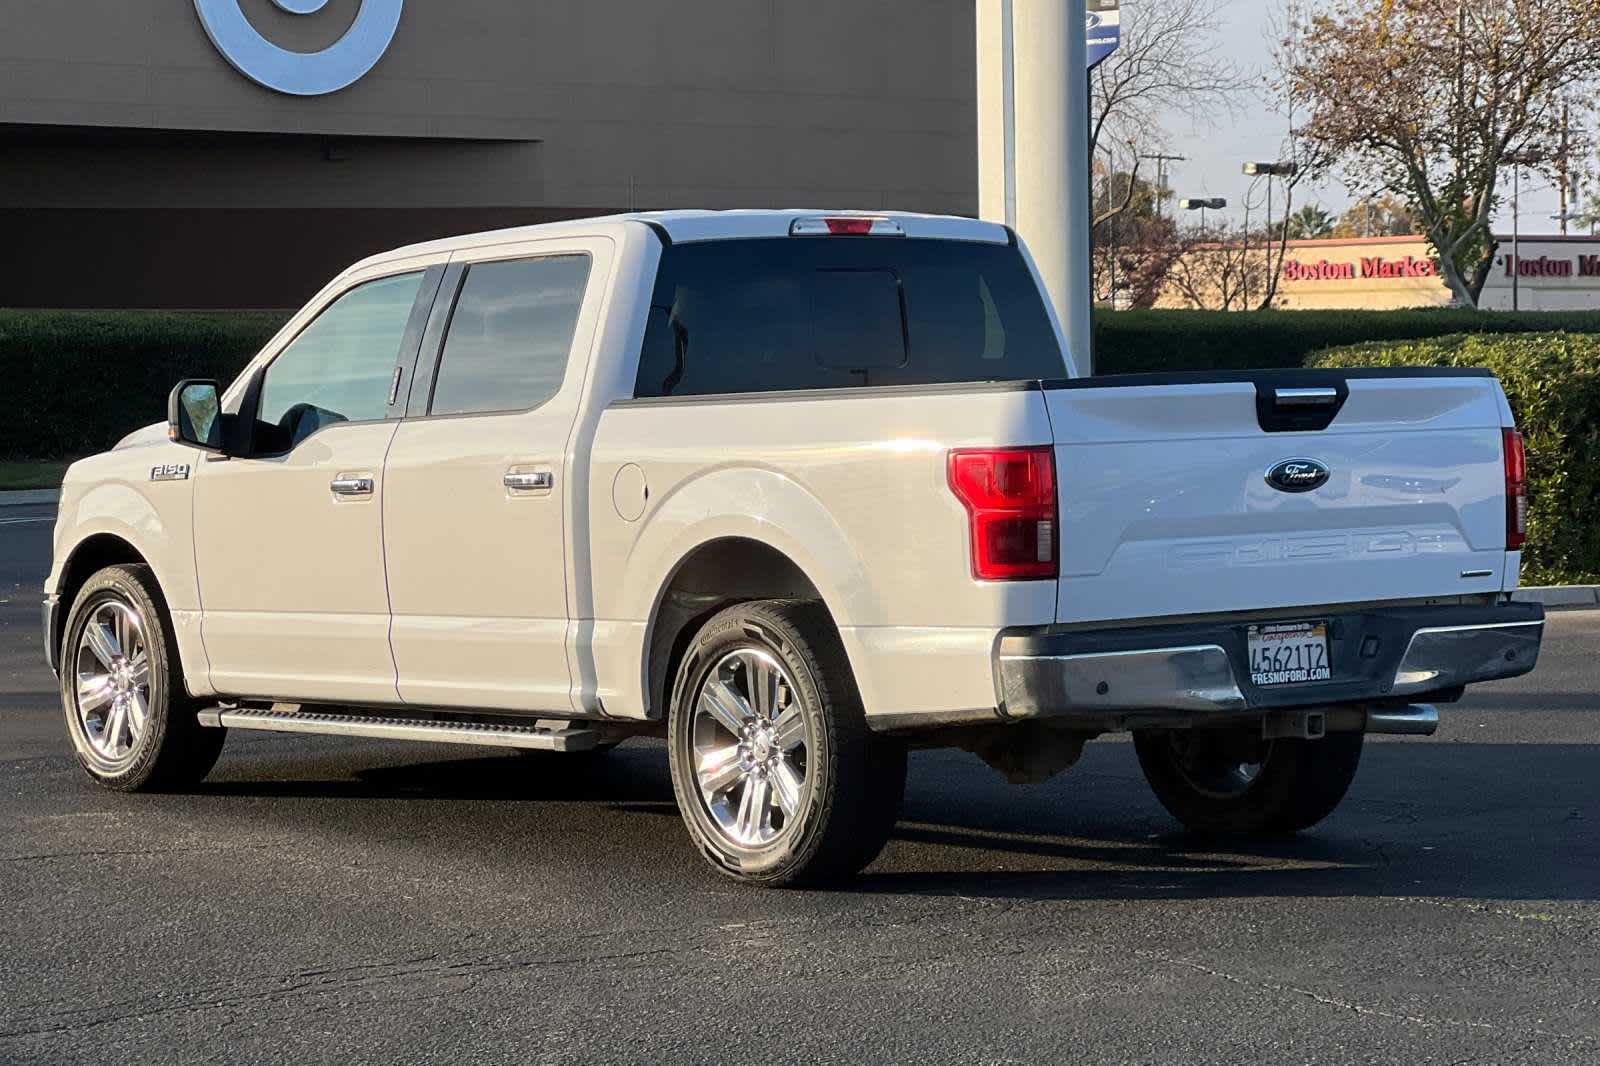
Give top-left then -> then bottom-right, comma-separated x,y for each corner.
1266,458 -> 1330,494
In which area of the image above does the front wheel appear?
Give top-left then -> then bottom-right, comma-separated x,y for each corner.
1133,726 -> 1363,835
667,600 -> 906,887
60,564 -> 226,792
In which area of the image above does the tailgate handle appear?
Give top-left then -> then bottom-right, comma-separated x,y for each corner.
1274,387 -> 1340,407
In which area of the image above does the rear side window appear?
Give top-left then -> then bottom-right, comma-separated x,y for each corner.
634,238 -> 1063,398
429,254 -> 591,417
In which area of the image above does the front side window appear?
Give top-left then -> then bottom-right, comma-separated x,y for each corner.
428,254 -> 592,417
258,272 -> 424,445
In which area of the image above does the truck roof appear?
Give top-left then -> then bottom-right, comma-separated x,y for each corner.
348,210 -> 1012,276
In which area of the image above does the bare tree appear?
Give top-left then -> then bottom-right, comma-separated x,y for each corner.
1285,0 -> 1600,308
1165,224 -> 1268,311
1090,0 -> 1252,219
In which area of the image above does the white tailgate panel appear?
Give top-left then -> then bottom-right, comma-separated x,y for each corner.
1047,377 -> 1509,624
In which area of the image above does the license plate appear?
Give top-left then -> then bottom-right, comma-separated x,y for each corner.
1248,622 -> 1332,687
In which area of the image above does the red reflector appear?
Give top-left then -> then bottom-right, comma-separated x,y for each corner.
1503,428 -> 1527,551
948,447 -> 1058,581
824,218 -> 875,236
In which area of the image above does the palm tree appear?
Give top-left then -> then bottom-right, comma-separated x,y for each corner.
1284,204 -> 1335,240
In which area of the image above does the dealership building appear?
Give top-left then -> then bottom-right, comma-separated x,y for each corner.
2,1 -> 978,309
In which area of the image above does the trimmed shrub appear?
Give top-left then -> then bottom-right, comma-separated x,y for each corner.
1311,332 -> 1600,586
1096,308 -> 1600,376
1,310 -> 288,460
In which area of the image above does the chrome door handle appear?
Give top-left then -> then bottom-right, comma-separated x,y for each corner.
330,477 -> 375,497
504,471 -> 554,491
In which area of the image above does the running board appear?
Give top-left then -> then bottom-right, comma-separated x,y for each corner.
197,706 -> 603,752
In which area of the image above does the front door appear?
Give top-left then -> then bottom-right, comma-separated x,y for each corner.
194,268 -> 435,705
384,243 -> 603,712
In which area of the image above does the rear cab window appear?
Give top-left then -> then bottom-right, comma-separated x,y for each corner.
635,237 -> 1064,398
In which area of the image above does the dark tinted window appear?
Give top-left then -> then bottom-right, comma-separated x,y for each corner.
430,254 -> 591,416
635,238 -> 1063,397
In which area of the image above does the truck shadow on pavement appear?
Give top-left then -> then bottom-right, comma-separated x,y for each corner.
188,737 -> 1600,904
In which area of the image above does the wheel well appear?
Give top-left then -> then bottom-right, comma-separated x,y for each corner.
646,538 -> 830,719
54,535 -> 152,653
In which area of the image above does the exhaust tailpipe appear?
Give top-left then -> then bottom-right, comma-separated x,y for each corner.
1365,704 -> 1440,737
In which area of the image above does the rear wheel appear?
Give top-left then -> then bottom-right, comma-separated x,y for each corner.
60,565 -> 226,792
1133,725 -> 1363,835
667,601 -> 906,887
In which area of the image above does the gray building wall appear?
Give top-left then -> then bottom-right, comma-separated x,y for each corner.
1,0 -> 978,307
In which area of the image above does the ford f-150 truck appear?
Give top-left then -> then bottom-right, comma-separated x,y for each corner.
43,210 -> 1544,886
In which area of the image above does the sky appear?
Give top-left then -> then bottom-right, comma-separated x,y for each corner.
1151,1 -> 1572,235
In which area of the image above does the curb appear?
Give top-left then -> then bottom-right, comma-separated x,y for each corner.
1513,585 -> 1600,608
0,489 -> 61,508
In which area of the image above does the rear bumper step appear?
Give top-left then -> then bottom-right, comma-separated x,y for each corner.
996,603 -> 1542,729
197,706 -> 602,752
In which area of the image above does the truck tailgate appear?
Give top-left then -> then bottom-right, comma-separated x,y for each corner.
1045,371 -> 1513,625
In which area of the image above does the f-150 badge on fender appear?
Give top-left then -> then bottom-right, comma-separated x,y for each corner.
150,464 -> 192,483
1266,458 -> 1330,494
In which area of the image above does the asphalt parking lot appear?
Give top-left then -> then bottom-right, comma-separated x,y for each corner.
2,501 -> 1597,1065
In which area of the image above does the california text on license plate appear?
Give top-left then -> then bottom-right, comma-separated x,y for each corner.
1248,622 -> 1332,687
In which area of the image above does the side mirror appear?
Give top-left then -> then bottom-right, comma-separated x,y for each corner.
167,380 -> 226,454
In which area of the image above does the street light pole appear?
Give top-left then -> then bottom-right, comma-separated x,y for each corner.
1242,162 -> 1299,312
1140,152 -> 1187,220
1505,151 -> 1542,313
1513,162 -> 1521,312
1179,198 -> 1227,231
1106,143 -> 1118,309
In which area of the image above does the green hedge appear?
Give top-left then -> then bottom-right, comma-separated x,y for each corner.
1311,332 -> 1600,586
0,310 -> 288,461
1096,308 -> 1600,375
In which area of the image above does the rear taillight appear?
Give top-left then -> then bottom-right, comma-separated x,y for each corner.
948,447 -> 1058,581
1504,428 -> 1527,551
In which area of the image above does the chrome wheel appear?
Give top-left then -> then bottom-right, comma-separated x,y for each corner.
73,600 -> 150,765
691,648 -> 811,849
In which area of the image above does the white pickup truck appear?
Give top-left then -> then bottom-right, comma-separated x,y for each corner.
44,210 -> 1543,886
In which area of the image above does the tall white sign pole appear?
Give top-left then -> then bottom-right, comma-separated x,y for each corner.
977,0 -> 1094,377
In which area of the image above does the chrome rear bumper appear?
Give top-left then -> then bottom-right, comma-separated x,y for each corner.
996,604 -> 1543,730
1391,621 -> 1545,697
998,644 -> 1245,720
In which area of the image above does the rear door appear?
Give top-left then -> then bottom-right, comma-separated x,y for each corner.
383,238 -> 608,712
1047,371 -> 1512,624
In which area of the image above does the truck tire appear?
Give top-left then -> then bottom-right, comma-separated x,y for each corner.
1133,726 -> 1363,835
59,564 -> 226,792
667,600 -> 906,887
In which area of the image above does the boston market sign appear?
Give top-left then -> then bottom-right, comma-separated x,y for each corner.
1284,255 -> 1438,282
1287,251 -> 1600,284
